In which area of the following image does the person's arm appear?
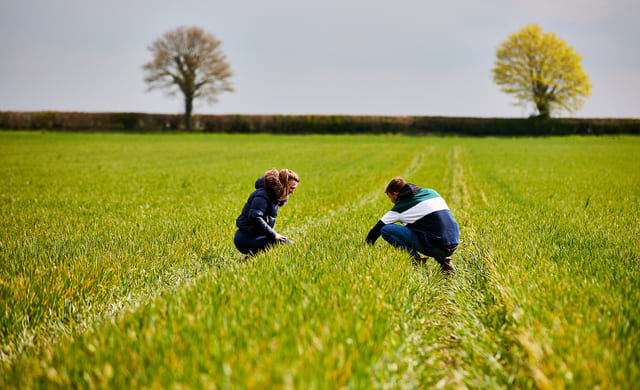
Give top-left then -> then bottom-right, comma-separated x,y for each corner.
366,210 -> 401,245
247,196 -> 278,238
366,220 -> 385,245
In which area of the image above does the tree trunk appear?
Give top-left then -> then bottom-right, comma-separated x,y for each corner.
184,95 -> 193,131
536,101 -> 550,119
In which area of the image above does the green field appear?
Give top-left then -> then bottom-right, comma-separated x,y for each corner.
1,132 -> 638,389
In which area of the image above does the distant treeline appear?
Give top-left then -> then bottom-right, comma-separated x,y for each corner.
1,111 -> 638,136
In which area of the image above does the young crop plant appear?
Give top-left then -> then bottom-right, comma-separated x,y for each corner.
1,132 -> 638,388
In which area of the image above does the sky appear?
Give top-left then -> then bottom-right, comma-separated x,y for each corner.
1,0 -> 639,118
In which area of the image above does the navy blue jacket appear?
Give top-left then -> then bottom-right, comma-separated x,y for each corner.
366,183 -> 459,249
236,177 -> 286,238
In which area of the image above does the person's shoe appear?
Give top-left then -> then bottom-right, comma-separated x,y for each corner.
412,257 -> 428,265
436,257 -> 455,274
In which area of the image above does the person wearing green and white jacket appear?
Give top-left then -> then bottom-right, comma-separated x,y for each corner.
366,177 -> 460,273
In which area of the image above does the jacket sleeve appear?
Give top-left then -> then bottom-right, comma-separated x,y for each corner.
366,220 -> 385,245
247,195 -> 278,238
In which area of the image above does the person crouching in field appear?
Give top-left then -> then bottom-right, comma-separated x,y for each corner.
234,169 -> 300,257
366,177 -> 459,273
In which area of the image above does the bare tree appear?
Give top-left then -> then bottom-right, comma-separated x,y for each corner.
143,26 -> 233,131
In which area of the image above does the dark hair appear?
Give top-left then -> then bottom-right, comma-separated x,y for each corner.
385,176 -> 406,194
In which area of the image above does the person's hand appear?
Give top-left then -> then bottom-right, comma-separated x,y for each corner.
275,233 -> 287,242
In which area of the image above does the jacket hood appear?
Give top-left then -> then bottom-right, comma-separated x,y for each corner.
397,183 -> 421,201
254,176 -> 280,203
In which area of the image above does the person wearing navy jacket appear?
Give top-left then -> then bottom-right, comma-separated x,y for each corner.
234,168 -> 300,257
366,176 -> 459,273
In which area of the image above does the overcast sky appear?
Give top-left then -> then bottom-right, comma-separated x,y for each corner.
1,0 -> 638,118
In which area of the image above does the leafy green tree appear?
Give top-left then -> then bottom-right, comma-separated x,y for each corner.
143,26 -> 233,131
492,24 -> 592,118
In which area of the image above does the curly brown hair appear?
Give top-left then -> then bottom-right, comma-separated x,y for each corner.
264,168 -> 300,201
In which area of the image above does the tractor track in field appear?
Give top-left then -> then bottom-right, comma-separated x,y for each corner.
286,146 -> 433,238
